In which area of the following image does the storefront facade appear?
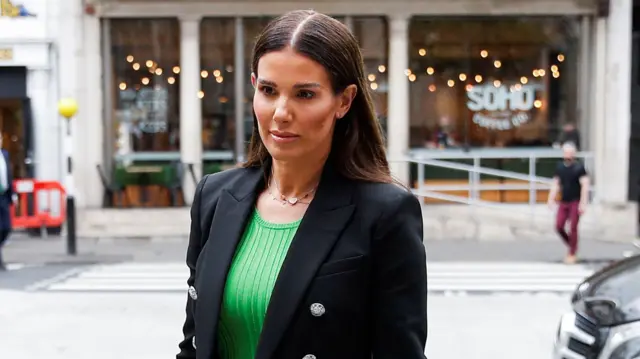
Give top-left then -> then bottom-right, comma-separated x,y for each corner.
65,0 -> 632,208
0,0 -> 60,184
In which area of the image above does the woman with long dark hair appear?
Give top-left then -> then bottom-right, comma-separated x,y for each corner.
177,10 -> 427,359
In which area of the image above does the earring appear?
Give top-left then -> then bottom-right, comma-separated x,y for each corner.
337,113 -> 343,119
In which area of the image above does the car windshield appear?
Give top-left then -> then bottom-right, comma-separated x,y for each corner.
585,256 -> 640,320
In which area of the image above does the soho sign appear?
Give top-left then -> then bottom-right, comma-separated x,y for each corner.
466,83 -> 542,130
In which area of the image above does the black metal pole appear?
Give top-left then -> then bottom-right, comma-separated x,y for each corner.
67,195 -> 76,255
65,124 -> 76,256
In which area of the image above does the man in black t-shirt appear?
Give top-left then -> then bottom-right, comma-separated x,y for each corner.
547,142 -> 590,264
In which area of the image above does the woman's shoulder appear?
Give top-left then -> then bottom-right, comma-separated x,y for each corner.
351,181 -> 424,246
352,181 -> 421,215
199,166 -> 260,196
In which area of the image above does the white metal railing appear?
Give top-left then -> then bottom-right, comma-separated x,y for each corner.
407,148 -> 594,202
395,148 -> 598,227
412,157 -> 554,207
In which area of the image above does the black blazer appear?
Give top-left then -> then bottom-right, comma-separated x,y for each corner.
176,163 -> 428,359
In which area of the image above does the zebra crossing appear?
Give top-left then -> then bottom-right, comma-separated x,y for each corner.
5,263 -> 27,271
30,261 -> 598,295
28,262 -> 189,292
426,262 -> 595,294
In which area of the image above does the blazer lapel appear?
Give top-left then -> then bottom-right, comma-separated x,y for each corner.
195,167 -> 264,359
255,165 -> 356,359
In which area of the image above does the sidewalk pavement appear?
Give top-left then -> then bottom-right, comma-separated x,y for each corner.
3,232 -> 637,266
3,233 -> 190,265
426,238 -> 636,264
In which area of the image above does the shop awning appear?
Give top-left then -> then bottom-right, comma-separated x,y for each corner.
91,0 -> 604,17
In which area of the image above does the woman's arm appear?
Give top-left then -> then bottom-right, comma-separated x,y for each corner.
176,175 -> 210,359
371,191 -> 428,358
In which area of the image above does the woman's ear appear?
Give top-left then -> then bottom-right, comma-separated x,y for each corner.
251,72 -> 257,89
337,84 -> 357,119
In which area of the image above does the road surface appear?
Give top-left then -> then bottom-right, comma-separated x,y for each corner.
0,287 -> 569,359
0,260 -> 584,358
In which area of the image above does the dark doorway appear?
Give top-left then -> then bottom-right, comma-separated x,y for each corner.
0,67 -> 35,179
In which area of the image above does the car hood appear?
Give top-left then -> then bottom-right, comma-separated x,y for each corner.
572,254 -> 640,327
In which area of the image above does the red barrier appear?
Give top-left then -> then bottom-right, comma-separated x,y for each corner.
10,179 -> 66,230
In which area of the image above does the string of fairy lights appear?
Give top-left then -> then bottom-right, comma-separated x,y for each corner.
367,48 -> 565,101
118,47 -> 565,104
118,54 -> 234,101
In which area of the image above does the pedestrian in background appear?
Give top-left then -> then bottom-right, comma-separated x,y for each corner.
176,10 -> 428,359
547,142 -> 590,264
0,133 -> 14,270
553,122 -> 581,150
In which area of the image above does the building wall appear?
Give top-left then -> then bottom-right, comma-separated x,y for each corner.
0,0 -> 105,208
52,0 -> 104,208
0,0 -> 64,183
592,0 -> 633,205
68,0 -> 637,208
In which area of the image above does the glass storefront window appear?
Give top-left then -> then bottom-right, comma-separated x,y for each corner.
352,17 -> 389,135
243,17 -> 274,145
109,19 -> 181,155
200,18 -> 236,152
408,17 -> 580,149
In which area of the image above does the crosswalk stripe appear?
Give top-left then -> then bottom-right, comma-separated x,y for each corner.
40,261 -> 599,293
427,261 -> 595,293
5,263 -> 41,271
6,263 -> 26,271
45,263 -> 187,292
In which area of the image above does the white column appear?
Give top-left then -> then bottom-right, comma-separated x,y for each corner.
179,16 -> 203,204
387,14 -> 410,186
592,18 -> 607,204
344,16 -> 354,32
234,17 -> 245,163
577,16 -> 592,150
601,0 -> 633,204
27,68 -> 55,180
73,12 -> 104,208
56,0 -> 82,202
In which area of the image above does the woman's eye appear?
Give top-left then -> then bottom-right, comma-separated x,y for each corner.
298,90 -> 315,99
259,86 -> 276,96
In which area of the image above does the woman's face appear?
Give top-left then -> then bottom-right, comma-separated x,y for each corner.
252,48 -> 356,164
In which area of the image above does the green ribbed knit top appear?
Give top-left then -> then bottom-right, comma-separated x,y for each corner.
217,209 -> 301,359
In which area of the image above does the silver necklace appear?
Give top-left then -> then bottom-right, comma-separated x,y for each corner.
269,177 -> 317,206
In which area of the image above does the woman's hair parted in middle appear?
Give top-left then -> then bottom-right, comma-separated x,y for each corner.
244,10 -> 393,184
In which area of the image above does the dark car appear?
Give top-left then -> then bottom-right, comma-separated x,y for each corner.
554,253 -> 640,359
